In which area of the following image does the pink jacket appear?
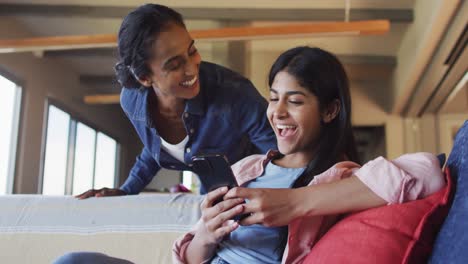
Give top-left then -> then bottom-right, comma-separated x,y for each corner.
173,152 -> 445,264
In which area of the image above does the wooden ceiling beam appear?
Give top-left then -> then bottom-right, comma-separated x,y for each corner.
0,34 -> 117,53
189,20 -> 390,41
0,20 -> 389,53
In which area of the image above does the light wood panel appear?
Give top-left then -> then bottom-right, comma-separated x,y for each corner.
0,34 -> 117,53
189,20 -> 390,40
0,20 -> 389,53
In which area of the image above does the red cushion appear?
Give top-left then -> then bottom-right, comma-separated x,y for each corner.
303,167 -> 453,264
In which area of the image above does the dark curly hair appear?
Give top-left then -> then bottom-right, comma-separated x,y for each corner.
114,4 -> 185,88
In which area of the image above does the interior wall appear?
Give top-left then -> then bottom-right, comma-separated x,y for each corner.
437,113 -> 467,156
402,112 -> 467,159
403,115 -> 438,154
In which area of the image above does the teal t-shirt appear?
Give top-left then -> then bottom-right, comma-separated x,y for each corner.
215,161 -> 306,264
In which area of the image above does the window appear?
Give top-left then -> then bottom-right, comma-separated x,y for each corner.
0,75 -> 22,194
93,132 -> 117,190
42,106 -> 70,195
182,171 -> 200,193
72,123 -> 96,195
42,104 -> 119,195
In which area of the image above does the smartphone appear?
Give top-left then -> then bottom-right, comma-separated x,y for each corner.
191,154 -> 238,192
191,154 -> 247,221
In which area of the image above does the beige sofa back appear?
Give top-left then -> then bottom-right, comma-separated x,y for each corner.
0,194 -> 203,264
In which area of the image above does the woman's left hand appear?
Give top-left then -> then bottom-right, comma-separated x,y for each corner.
224,187 -> 305,227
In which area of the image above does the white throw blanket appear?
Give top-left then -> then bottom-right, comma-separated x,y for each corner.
0,193 -> 204,264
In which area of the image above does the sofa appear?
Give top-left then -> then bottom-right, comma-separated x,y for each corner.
0,193 -> 204,263
0,120 -> 466,264
430,120 -> 467,263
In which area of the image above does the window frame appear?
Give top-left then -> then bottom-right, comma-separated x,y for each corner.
39,99 -> 120,195
0,69 -> 23,194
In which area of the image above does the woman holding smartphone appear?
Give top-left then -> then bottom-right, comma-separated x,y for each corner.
174,47 -> 445,264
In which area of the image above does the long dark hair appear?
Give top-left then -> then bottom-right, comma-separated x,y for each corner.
114,4 -> 185,88
268,46 -> 359,188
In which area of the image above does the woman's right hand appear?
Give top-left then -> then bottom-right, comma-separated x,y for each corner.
194,186 -> 245,246
75,188 -> 127,199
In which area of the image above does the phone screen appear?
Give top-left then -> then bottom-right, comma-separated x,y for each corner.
191,154 -> 238,192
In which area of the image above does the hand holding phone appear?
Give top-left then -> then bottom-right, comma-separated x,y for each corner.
192,154 -> 247,221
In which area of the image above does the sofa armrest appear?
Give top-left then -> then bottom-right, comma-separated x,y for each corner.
0,193 -> 203,264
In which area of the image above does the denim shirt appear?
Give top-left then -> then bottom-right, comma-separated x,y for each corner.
119,61 -> 277,194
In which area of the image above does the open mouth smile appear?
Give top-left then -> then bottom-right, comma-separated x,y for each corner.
180,76 -> 197,87
276,124 -> 298,138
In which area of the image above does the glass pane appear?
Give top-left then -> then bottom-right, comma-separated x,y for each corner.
182,171 -> 193,189
0,75 -> 19,194
182,171 -> 200,193
42,105 -> 70,195
94,132 -> 117,189
72,123 -> 96,195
